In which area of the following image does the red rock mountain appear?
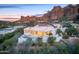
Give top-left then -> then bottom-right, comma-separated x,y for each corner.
15,4 -> 79,24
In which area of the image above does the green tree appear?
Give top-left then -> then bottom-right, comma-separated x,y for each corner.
63,22 -> 72,28
74,42 -> 79,53
59,16 -> 68,23
62,33 -> 69,39
56,29 -> 62,36
47,36 -> 56,45
65,26 -> 78,36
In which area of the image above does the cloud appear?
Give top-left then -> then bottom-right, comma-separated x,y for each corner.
0,4 -> 20,9
0,4 -> 67,9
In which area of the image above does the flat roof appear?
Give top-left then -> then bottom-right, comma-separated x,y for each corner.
24,24 -> 54,32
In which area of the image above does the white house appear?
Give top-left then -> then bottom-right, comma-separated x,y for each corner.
18,24 -> 65,43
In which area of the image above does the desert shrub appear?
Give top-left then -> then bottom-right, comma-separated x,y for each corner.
0,32 -> 15,44
36,37 -> 43,46
62,33 -> 69,39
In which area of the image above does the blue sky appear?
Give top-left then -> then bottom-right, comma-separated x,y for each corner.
0,4 -> 67,16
